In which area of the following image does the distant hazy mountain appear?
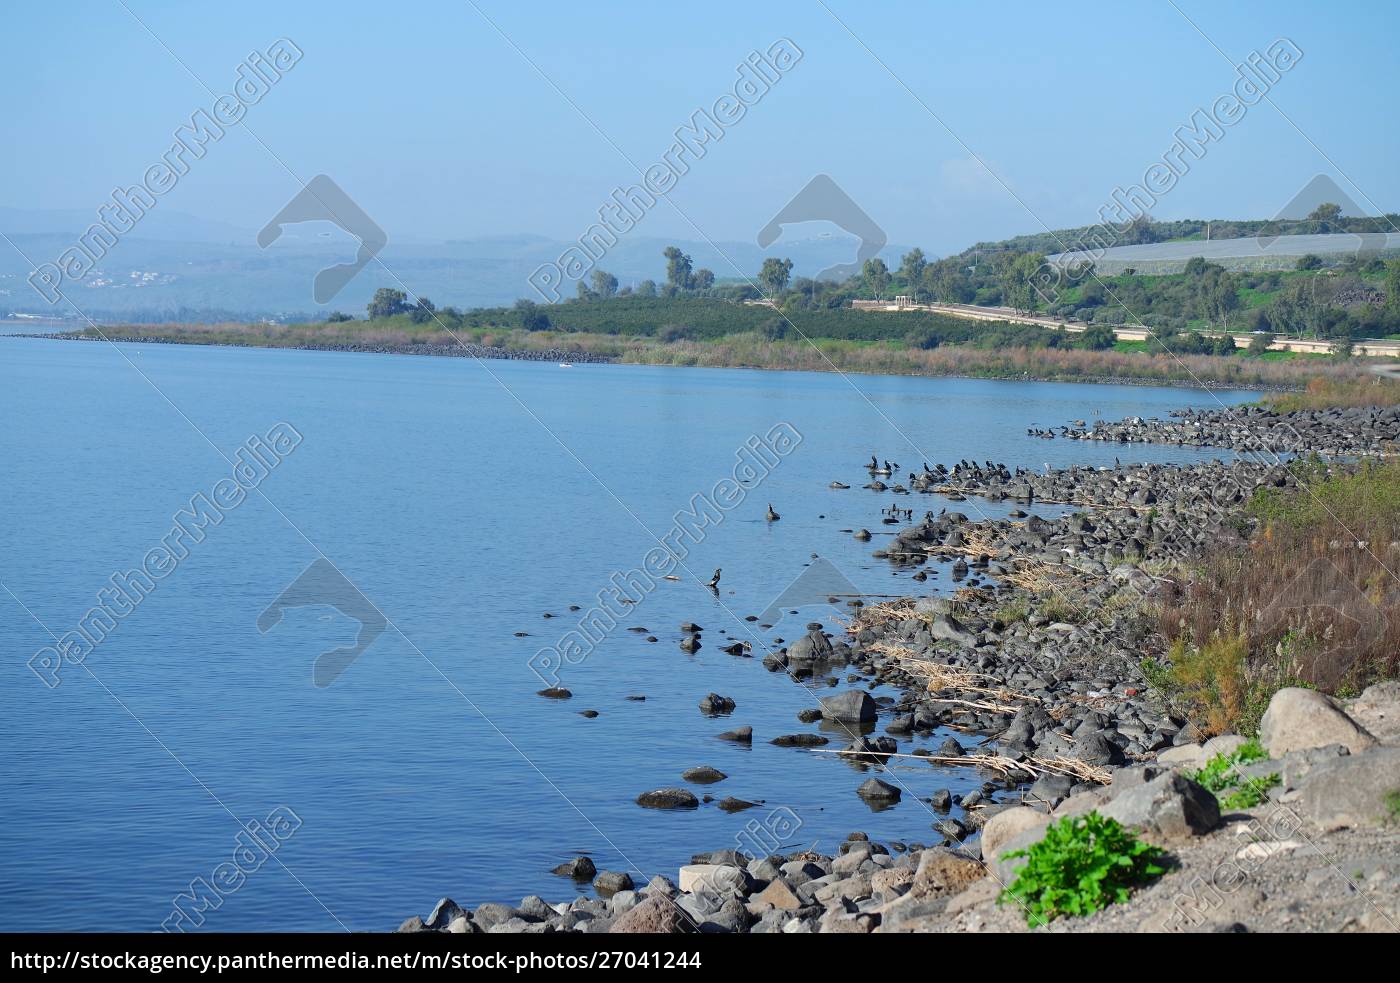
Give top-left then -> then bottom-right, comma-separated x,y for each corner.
0,207 -> 910,321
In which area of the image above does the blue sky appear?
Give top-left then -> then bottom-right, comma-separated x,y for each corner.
5,0 -> 1398,256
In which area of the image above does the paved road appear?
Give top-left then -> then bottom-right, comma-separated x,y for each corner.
855,300 -> 1400,358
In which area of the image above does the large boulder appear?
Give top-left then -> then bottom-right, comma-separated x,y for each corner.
1259,688 -> 1377,758
1101,772 -> 1220,839
819,689 -> 877,723
1071,729 -> 1126,766
787,631 -> 834,662
929,614 -> 976,647
909,848 -> 984,898
1296,747 -> 1400,828
610,895 -> 687,933
979,807 -> 1049,865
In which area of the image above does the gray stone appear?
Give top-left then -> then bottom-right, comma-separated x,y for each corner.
678,863 -> 751,895
594,871 -> 634,896
636,788 -> 700,809
472,903 -> 520,930
771,733 -> 829,747
788,631 -> 834,662
1100,772 -> 1220,838
1345,681 -> 1400,744
551,856 -> 597,880
698,693 -> 736,715
1259,687 -> 1376,758
610,895 -> 687,933
424,897 -> 464,931
979,807 -> 1050,865
1202,734 -> 1251,759
1296,747 -> 1400,828
1072,729 -> 1126,766
857,777 -> 901,802
1157,743 -> 1208,768
1281,743 -> 1350,791
819,690 -> 877,723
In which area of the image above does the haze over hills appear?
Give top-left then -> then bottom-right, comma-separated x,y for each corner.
0,206 -> 911,321
5,203 -> 1398,324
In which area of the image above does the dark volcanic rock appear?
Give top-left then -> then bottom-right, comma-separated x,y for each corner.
636,788 -> 700,809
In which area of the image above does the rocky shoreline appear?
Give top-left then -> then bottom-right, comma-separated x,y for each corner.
398,401 -> 1397,933
1060,403 -> 1400,457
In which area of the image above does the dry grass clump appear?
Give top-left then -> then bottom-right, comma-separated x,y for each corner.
1154,460 -> 1400,733
1266,375 -> 1400,412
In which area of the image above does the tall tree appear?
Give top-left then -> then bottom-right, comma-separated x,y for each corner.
691,268 -> 715,291
590,269 -> 619,298
862,258 -> 890,298
759,257 -> 793,296
1000,252 -> 1046,313
663,246 -> 694,291
898,248 -> 927,290
367,287 -> 409,319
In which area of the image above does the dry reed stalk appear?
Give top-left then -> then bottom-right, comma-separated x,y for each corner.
809,748 -> 1111,784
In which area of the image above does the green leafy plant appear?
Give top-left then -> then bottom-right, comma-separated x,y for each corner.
1220,774 -> 1280,809
1189,740 -> 1268,794
1385,789 -> 1400,823
999,812 -> 1166,924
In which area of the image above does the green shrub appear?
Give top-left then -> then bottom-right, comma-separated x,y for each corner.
1221,774 -> 1281,809
999,812 -> 1166,924
1189,739 -> 1267,794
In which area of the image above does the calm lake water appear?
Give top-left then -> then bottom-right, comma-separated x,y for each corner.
0,337 -> 1255,932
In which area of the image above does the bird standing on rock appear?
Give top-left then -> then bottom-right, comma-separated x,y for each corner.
765,504 -> 781,522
